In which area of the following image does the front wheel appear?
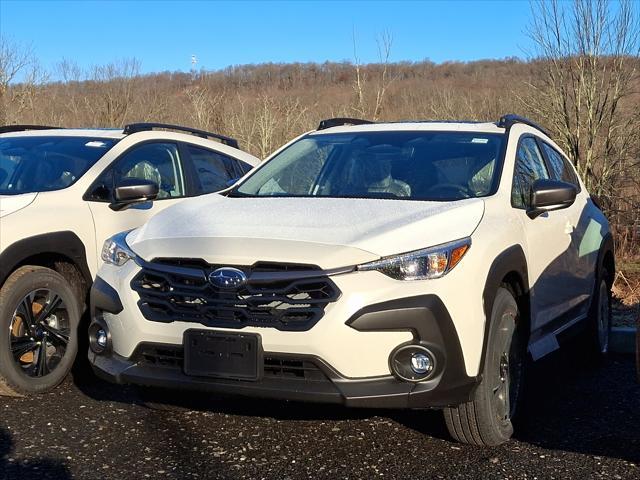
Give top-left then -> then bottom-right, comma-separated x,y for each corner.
444,287 -> 524,446
0,266 -> 80,396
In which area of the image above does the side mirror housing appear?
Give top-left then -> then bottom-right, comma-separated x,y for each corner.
110,178 -> 159,211
527,179 -> 577,218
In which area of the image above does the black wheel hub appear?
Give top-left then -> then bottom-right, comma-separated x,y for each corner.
9,289 -> 71,378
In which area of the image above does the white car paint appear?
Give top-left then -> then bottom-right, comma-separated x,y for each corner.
96,121 -> 610,379
0,192 -> 38,218
0,128 -> 259,279
129,195 -> 485,265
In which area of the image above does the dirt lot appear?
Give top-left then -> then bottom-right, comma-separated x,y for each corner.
1,344 -> 638,480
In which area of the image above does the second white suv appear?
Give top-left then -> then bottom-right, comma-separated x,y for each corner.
90,115 -> 614,445
0,123 -> 259,396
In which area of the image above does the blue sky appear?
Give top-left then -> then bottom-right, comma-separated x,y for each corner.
1,0 -> 534,78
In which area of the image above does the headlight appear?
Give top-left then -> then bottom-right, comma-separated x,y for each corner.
101,230 -> 139,266
357,238 -> 471,280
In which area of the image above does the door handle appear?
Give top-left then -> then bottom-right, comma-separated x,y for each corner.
564,221 -> 575,235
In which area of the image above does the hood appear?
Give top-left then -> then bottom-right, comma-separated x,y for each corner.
129,195 -> 485,269
0,193 -> 38,218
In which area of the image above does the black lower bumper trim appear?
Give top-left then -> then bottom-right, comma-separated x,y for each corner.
90,346 -> 478,409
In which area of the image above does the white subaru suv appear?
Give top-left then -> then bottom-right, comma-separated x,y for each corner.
91,115 -> 614,445
0,123 -> 258,396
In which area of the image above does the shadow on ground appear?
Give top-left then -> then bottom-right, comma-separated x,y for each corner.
0,428 -> 71,480
74,347 -> 639,464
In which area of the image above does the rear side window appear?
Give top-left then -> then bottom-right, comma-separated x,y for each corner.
512,137 -> 549,209
187,145 -> 237,194
541,142 -> 581,191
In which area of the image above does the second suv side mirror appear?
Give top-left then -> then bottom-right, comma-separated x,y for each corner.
110,178 -> 159,211
528,179 -> 577,218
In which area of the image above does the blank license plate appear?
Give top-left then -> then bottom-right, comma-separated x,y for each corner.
183,330 -> 261,381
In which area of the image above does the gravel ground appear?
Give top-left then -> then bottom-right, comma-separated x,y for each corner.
1,348 -> 639,480
613,301 -> 639,328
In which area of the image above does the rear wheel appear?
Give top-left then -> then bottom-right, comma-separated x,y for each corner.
0,266 -> 80,396
580,268 -> 611,361
444,287 -> 524,446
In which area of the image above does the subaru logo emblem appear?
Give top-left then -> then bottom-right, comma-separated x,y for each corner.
208,267 -> 247,290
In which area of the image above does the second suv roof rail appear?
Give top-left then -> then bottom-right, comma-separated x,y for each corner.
123,123 -> 239,149
317,118 -> 375,130
0,125 -> 62,134
497,114 -> 550,136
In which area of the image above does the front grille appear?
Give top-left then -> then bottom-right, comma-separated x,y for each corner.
133,345 -> 330,383
131,259 -> 341,331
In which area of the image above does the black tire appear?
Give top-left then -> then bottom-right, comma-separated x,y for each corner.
581,268 -> 612,361
444,287 -> 524,446
0,266 -> 80,396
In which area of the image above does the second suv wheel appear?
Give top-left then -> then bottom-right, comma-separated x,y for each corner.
0,266 -> 80,396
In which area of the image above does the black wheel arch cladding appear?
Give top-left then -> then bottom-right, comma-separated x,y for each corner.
596,232 -> 615,285
480,244 -> 529,373
0,231 -> 92,286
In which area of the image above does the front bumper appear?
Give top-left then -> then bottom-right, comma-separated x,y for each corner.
90,348 -> 478,409
90,277 -> 480,408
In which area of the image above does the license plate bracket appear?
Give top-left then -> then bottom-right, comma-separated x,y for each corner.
183,330 -> 262,381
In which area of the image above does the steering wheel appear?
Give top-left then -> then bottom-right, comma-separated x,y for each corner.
426,183 -> 472,199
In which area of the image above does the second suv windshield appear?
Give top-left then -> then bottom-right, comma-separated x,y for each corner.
235,131 -> 505,201
0,136 -> 117,195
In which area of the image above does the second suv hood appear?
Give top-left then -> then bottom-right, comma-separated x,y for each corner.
130,195 -> 485,269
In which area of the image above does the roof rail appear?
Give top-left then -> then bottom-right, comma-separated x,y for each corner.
317,117 -> 375,130
123,123 -> 239,149
0,125 -> 62,134
497,114 -> 550,136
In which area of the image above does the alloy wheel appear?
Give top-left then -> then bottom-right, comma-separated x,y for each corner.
9,289 -> 71,378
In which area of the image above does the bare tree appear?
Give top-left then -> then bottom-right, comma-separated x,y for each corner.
0,37 -> 37,124
351,31 -> 398,120
185,82 -> 225,132
523,0 -> 640,257
523,0 -> 640,205
86,58 -> 141,127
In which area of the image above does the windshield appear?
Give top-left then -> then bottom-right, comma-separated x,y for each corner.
0,136 -> 117,195
235,131 -> 505,201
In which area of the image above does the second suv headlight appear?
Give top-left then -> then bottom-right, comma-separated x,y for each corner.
101,230 -> 139,267
357,238 -> 471,280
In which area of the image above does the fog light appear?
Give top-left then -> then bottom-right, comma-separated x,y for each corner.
410,352 -> 433,375
89,320 -> 111,354
389,344 -> 436,382
96,329 -> 108,348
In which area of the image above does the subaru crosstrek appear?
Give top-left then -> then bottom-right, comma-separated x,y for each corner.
0,123 -> 258,396
90,115 -> 614,445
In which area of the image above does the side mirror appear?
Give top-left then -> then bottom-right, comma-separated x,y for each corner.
110,178 -> 159,211
527,179 -> 577,218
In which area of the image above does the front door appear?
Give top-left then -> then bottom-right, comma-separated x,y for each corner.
511,136 -> 582,334
85,142 -> 188,270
